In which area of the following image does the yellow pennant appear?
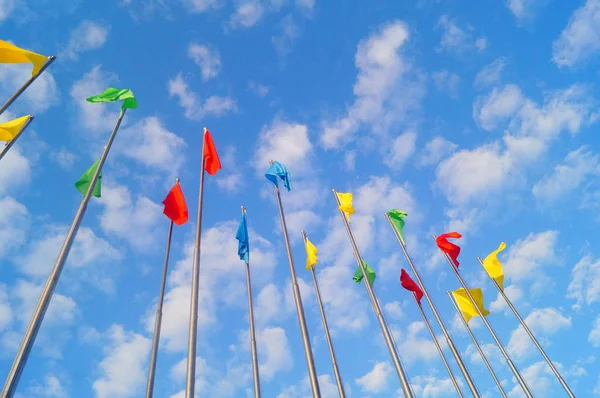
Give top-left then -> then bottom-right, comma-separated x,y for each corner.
336,192 -> 355,220
452,287 -> 490,323
0,115 -> 30,142
0,39 -> 48,76
483,242 -> 506,290
304,237 -> 318,270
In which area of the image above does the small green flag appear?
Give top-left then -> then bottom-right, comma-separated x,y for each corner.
75,159 -> 102,198
388,209 -> 408,243
86,87 -> 137,109
353,260 -> 376,287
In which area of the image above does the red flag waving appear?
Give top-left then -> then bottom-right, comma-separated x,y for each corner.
203,128 -> 221,175
436,232 -> 462,267
162,182 -> 189,225
400,269 -> 423,304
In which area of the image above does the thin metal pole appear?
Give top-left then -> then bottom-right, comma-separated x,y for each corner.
243,207 -> 261,398
185,128 -> 208,398
272,166 -> 320,398
477,257 -> 574,397
434,236 -> 533,398
0,56 -> 56,117
1,108 -> 127,398
384,214 -> 480,397
0,115 -> 34,162
333,191 -> 413,398
447,291 -> 507,398
302,231 -> 346,398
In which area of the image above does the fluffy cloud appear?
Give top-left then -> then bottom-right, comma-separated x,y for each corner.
182,0 -> 220,13
188,43 -> 221,81
0,197 -> 29,258
356,361 -> 393,393
276,374 -> 339,398
0,148 -> 31,196
168,73 -> 237,120
396,321 -> 440,364
502,230 -> 559,283
0,64 -> 59,114
272,15 -> 300,56
61,20 -> 109,59
0,284 -> 12,331
589,315 -> 600,347
506,0 -> 543,22
410,375 -> 461,397
552,0 -> 600,67
567,254 -> 600,310
384,131 -> 417,170
229,0 -> 265,28
257,326 -> 293,380
431,70 -> 460,96
437,15 -> 487,54
417,136 -> 457,167
27,374 -> 69,398
474,57 -> 507,89
252,119 -> 312,174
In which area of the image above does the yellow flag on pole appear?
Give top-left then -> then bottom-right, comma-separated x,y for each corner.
336,192 -> 355,220
0,40 -> 48,76
452,287 -> 490,322
0,115 -> 30,142
304,237 -> 318,270
483,242 -> 506,290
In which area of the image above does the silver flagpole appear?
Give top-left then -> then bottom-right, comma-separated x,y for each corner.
477,257 -> 574,397
302,231 -> 346,398
447,291 -> 507,398
433,236 -> 533,398
270,161 -> 321,398
384,214 -> 480,397
0,115 -> 34,162
1,108 -> 127,398
243,207 -> 261,398
333,190 -> 414,398
0,56 -> 56,117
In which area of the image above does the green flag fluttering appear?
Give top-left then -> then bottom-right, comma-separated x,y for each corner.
353,260 -> 376,287
387,209 -> 408,243
86,87 -> 137,109
75,159 -> 102,198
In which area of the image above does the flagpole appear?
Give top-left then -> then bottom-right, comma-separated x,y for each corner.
0,115 -> 34,162
0,56 -> 56,117
1,108 -> 127,398
384,214 -> 480,397
333,191 -> 413,398
477,257 -> 574,397
433,236 -> 533,398
302,231 -> 346,398
271,161 -> 321,398
447,291 -> 507,398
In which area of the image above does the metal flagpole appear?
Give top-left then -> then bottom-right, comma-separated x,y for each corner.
243,207 -> 261,398
447,291 -> 507,398
0,56 -> 56,117
271,162 -> 321,398
477,257 -> 574,397
1,108 -> 127,398
185,128 -> 208,398
302,231 -> 346,398
333,191 -> 414,398
433,236 -> 533,398
0,115 -> 34,162
384,214 -> 480,397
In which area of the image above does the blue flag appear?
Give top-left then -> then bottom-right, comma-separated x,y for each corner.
265,161 -> 292,191
236,213 -> 249,263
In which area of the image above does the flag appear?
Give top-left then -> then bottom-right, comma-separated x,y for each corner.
336,192 -> 355,219
75,159 -> 102,198
353,261 -> 376,287
86,87 -> 137,109
436,232 -> 462,267
388,209 -> 408,243
265,160 -> 292,191
452,287 -> 490,322
0,39 -> 47,76
162,182 -> 188,225
483,242 -> 506,290
203,129 -> 221,175
0,115 -> 30,142
400,269 -> 423,304
304,237 -> 318,270
236,213 -> 249,263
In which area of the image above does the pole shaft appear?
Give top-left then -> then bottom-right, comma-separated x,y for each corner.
1,108 -> 127,398
0,115 -> 35,162
245,209 -> 261,398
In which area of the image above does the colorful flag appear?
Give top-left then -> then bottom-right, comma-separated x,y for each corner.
75,159 -> 102,198
452,287 -> 490,322
336,192 -> 355,219
304,237 -> 318,270
436,232 -> 462,267
0,39 -> 47,76
483,242 -> 506,290
236,212 -> 249,263
86,87 -> 137,109
162,182 -> 189,225
203,129 -> 222,175
0,115 -> 30,142
353,261 -> 376,287
400,269 -> 423,304
265,160 -> 292,191
388,209 -> 408,243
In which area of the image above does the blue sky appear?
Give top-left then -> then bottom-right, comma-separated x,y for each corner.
1,0 -> 600,397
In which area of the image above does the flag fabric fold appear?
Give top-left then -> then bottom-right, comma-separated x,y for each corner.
86,87 -> 137,109
265,160 -> 292,191
436,232 -> 462,267
304,237 -> 318,270
75,159 -> 102,198
483,242 -> 506,290
236,213 -> 250,263
353,261 -> 376,287
162,183 -> 189,225
0,40 -> 47,76
400,269 -> 423,304
452,287 -> 490,322
388,209 -> 408,243
203,129 -> 222,175
336,192 -> 355,219
0,115 -> 30,142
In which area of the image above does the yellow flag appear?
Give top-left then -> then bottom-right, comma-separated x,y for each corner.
0,115 -> 30,142
0,40 -> 48,76
336,192 -> 355,219
483,242 -> 506,290
304,237 -> 318,270
452,287 -> 490,322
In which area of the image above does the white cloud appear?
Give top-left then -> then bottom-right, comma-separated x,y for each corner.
567,254 -> 600,310
0,197 -> 29,258
257,327 -> 293,380
411,375 -> 460,397
474,57 -> 507,89
384,130 -> 416,170
432,70 -> 460,96
295,0 -> 315,12
503,230 -> 559,282
489,284 -> 523,313
552,0 -> 600,67
437,15 -> 487,54
0,284 -> 12,332
182,0 -> 220,13
508,361 -> 559,397
0,0 -> 15,22
168,73 -> 237,120
28,374 -> 69,398
589,316 -> 600,347
474,84 -> 525,131
13,280 -> 78,326
188,43 -> 221,81
417,136 -> 457,167
277,374 -> 339,398
61,20 -> 109,59
384,301 -> 404,320
229,0 -> 264,28
50,147 -> 77,170
272,14 -> 300,56
396,321 -> 440,364
215,146 -> 243,193
0,65 -> 59,114
252,119 -> 312,173
356,361 -> 393,393
506,0 -> 542,22
248,81 -> 269,97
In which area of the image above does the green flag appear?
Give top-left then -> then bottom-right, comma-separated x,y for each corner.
86,87 -> 137,109
353,260 -> 376,287
75,159 -> 102,198
388,209 -> 408,243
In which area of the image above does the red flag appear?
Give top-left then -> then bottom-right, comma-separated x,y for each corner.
436,232 -> 462,267
203,129 -> 221,175
400,269 -> 423,304
162,182 -> 189,225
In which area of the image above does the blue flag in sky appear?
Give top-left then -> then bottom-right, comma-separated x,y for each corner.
265,160 -> 292,191
236,212 -> 249,263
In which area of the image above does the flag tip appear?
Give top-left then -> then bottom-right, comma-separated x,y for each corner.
241,205 -> 246,212
268,159 -> 274,164
175,177 -> 180,183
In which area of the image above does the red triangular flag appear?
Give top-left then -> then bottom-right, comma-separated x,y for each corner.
203,129 -> 221,175
400,269 -> 423,304
436,232 -> 462,267
162,182 -> 189,225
